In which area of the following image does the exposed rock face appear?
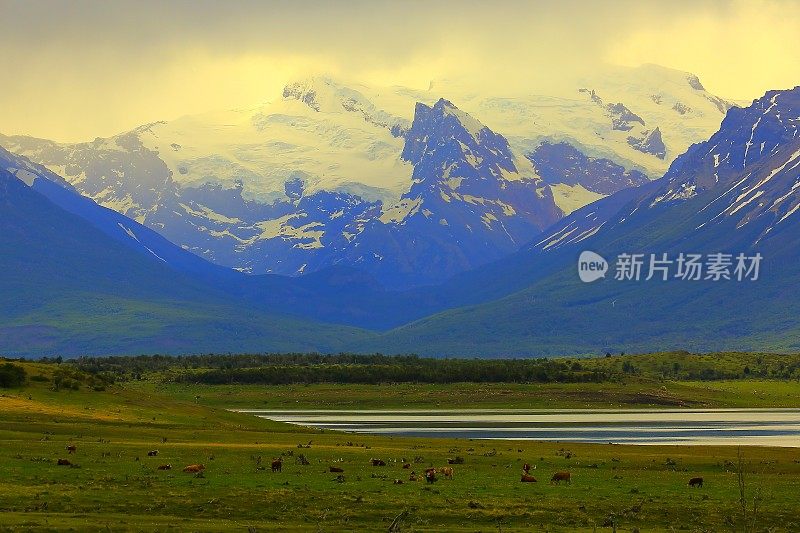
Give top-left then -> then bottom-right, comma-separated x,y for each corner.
580,88 -> 646,131
607,103 -> 646,131
628,127 -> 667,159
528,141 -> 650,195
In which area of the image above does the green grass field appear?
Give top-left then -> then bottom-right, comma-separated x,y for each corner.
2,361 -> 800,531
138,379 -> 800,411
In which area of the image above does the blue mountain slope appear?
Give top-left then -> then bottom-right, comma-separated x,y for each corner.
0,146 -> 446,331
5,84 -> 796,355
0,147 -> 234,279
0,166 -> 370,357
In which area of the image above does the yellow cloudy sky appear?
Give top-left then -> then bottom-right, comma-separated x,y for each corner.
2,0 -> 799,142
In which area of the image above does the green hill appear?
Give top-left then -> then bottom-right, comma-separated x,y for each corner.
0,168 -> 372,356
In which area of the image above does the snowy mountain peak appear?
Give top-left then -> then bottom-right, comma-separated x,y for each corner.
281,75 -> 409,138
396,96 -> 560,234
402,99 -> 502,168
0,65 -> 737,287
534,86 -> 800,258
433,98 -> 487,137
663,86 -> 800,195
281,76 -> 339,112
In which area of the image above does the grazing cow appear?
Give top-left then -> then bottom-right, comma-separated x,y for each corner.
57,459 -> 71,466
157,464 -> 172,470
371,459 -> 386,467
271,459 -> 282,473
523,463 -> 531,474
393,479 -> 404,485
329,466 -> 344,473
688,477 -> 704,488
65,445 -> 76,454
147,450 -> 159,457
521,474 -> 538,483
425,469 -> 437,484
402,463 -> 411,469
183,464 -> 205,473
409,471 -> 419,482
439,467 -> 454,479
551,471 -> 571,484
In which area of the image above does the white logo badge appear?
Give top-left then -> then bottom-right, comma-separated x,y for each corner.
578,251 -> 608,283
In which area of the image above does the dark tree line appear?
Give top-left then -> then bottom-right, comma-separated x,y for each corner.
58,351 -> 800,385
173,360 -> 611,385
70,353 -> 421,375
67,354 -> 613,384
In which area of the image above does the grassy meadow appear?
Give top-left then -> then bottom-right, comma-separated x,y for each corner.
1,356 -> 800,531
137,379 -> 800,411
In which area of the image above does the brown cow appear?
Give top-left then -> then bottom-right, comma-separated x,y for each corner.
329,466 -> 344,473
57,458 -> 71,466
521,474 -> 537,483
271,459 -> 282,473
183,464 -> 205,473
371,459 -> 386,466
157,464 -> 172,470
439,467 -> 454,479
688,477 -> 704,488
402,463 -> 411,469
523,463 -> 531,474
147,450 -> 159,457
409,471 -> 419,481
425,469 -> 437,484
65,445 -> 76,454
393,479 -> 404,485
551,471 -> 571,484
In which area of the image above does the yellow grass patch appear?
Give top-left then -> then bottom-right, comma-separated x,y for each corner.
0,395 -> 124,422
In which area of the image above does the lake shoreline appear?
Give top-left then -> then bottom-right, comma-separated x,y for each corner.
242,407 -> 800,447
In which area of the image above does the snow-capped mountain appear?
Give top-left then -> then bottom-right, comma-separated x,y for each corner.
362,86 -> 800,356
650,88 -> 800,235
531,86 -> 800,257
228,98 -> 561,287
0,64 -> 732,287
432,64 -> 733,170
318,99 -> 562,287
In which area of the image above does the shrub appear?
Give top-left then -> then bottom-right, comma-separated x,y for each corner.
0,363 -> 27,388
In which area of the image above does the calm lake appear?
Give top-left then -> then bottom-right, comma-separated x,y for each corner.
236,408 -> 800,447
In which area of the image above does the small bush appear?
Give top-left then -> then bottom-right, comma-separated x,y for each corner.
0,363 -> 26,388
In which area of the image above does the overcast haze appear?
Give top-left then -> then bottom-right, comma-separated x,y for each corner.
2,0 -> 799,141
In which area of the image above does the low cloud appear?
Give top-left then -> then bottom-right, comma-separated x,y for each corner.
0,0 -> 795,140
